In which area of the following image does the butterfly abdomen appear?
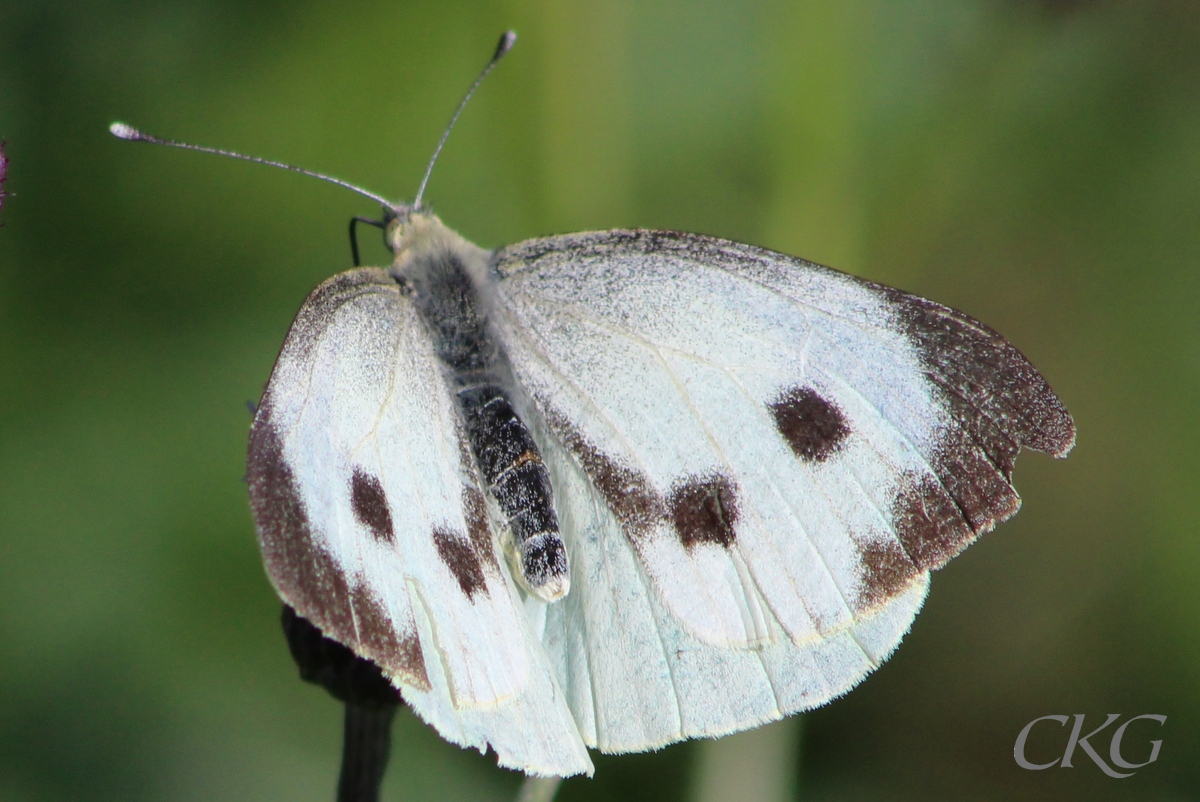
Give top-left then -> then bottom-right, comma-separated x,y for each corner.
459,383 -> 569,601
405,243 -> 570,603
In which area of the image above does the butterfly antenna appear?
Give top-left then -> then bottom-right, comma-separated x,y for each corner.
412,30 -> 517,210
108,123 -> 396,210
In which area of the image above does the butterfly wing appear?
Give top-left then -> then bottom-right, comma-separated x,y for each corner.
248,228 -> 1074,771
247,267 -> 592,776
534,418 -> 930,752
490,229 -> 1073,655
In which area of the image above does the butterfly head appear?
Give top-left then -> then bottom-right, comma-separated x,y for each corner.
385,208 -> 487,276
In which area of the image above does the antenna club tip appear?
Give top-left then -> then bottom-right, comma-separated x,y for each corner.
494,30 -> 517,60
109,122 -> 144,141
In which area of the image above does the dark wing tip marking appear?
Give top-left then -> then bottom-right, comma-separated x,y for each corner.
351,469 -> 395,544
433,527 -> 488,600
890,468 -> 1019,572
856,539 -> 921,612
871,286 -> 1074,572
350,583 -> 430,689
881,287 -> 1076,458
248,415 -> 429,691
769,386 -> 851,463
281,605 -> 403,708
667,474 -> 740,550
891,474 -> 969,570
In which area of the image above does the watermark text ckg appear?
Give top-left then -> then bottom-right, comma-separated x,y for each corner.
1014,714 -> 1165,778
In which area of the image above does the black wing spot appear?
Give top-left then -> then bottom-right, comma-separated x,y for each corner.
769,386 -> 850,463
541,405 -> 665,544
249,416 -> 429,691
433,527 -> 487,600
351,469 -> 395,544
668,474 -> 740,550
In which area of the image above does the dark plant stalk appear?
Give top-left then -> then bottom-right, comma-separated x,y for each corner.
338,704 -> 398,802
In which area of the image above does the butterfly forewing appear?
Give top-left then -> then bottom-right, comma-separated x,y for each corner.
247,267 -> 592,775
491,230 -> 1074,652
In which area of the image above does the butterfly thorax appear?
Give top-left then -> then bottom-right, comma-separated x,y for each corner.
386,213 -> 495,374
386,211 -> 570,603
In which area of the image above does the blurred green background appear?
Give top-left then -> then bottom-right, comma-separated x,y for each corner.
1,0 -> 1197,799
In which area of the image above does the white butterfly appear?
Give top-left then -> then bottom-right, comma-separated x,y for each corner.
245,207 -> 1073,777
114,33 -> 1075,781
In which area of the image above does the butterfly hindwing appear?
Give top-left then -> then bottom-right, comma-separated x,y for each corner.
533,406 -> 930,753
247,267 -> 592,776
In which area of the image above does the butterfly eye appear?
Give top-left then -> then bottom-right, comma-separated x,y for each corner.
386,210 -> 445,256
385,216 -> 411,252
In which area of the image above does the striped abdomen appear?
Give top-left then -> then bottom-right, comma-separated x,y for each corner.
408,250 -> 569,601
458,383 -> 568,600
